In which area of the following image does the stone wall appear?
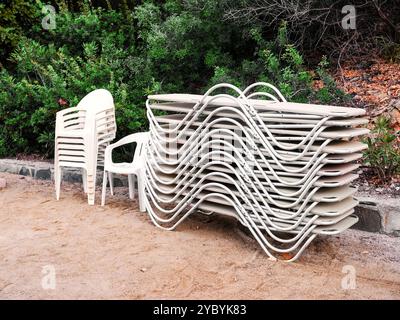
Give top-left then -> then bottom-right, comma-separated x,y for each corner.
0,159 -> 128,187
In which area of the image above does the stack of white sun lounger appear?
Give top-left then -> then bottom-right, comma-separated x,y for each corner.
142,82 -> 369,261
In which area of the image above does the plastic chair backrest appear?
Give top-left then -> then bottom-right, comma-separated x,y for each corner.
133,132 -> 149,162
78,89 -> 116,141
76,89 -> 114,112
57,89 -> 116,134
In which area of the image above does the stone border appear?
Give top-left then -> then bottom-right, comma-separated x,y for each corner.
354,196 -> 400,236
0,158 -> 399,236
0,159 -> 128,187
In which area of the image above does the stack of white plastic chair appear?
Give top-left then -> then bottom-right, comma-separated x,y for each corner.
143,82 -> 369,261
54,89 -> 116,205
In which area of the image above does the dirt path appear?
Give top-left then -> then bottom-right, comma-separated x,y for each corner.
0,172 -> 399,299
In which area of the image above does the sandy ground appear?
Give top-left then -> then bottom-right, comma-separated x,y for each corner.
0,172 -> 399,300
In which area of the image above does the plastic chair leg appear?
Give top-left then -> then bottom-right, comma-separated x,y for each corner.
137,175 -> 146,212
82,168 -> 87,193
55,166 -> 62,201
108,172 -> 114,196
101,170 -> 108,206
128,174 -> 135,200
87,174 -> 95,205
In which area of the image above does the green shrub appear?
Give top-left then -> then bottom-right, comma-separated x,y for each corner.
0,6 -> 149,158
0,0 -> 39,66
0,0 -> 346,159
363,116 -> 400,182
209,23 -> 346,104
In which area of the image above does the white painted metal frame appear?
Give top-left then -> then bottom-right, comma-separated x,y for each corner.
142,82 -> 368,261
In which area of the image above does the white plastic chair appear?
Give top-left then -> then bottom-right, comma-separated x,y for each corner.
101,132 -> 149,211
54,89 -> 116,205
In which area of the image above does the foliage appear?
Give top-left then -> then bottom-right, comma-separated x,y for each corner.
0,0 -> 39,66
363,116 -> 400,182
0,6 -> 147,157
223,0 -> 400,60
0,0 -> 345,158
208,23 -> 347,104
381,40 -> 400,63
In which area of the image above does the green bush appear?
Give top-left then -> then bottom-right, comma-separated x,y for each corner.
0,6 -> 148,157
363,116 -> 400,182
0,1 -> 345,158
208,23 -> 347,104
0,0 -> 39,66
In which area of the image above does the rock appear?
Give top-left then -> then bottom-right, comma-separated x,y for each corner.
353,203 -> 382,233
0,161 -> 19,174
112,177 -> 124,187
0,178 -> 6,189
35,168 -> 51,180
383,208 -> 400,234
19,166 -> 31,176
64,171 -> 82,183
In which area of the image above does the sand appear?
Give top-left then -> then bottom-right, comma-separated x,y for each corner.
0,172 -> 399,299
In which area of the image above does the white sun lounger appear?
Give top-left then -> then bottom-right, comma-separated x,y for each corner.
141,82 -> 368,261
